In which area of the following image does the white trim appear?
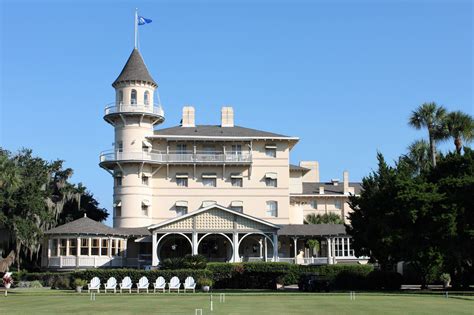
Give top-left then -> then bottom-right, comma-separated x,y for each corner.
142,200 -> 151,207
202,173 -> 217,178
142,140 -> 153,148
113,201 -> 121,207
291,194 -> 360,197
202,200 -> 216,207
175,201 -> 188,207
231,200 -> 243,207
148,204 -> 280,230
265,144 -> 277,149
230,173 -> 243,179
176,173 -> 189,179
148,135 -> 299,141
265,172 -> 278,179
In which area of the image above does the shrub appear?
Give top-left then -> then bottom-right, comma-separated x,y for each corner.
160,257 -> 185,270
198,277 -> 213,287
52,276 -> 71,290
30,280 -> 43,288
73,278 -> 87,288
183,255 -> 208,269
366,270 -> 403,290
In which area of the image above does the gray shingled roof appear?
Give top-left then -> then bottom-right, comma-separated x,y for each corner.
298,182 -> 362,195
289,164 -> 310,173
44,216 -> 128,236
278,224 -> 347,236
112,49 -> 157,87
153,125 -> 293,138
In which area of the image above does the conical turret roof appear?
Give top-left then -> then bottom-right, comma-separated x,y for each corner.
112,48 -> 157,87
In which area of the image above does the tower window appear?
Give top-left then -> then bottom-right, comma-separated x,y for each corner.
115,206 -> 122,217
131,89 -> 137,105
144,91 -> 150,105
118,91 -> 124,105
141,205 -> 149,216
115,177 -> 122,187
142,176 -> 149,186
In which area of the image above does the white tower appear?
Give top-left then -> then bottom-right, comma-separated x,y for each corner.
100,48 -> 165,228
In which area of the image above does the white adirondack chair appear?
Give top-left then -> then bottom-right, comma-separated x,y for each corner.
136,276 -> 150,293
119,276 -> 132,293
103,277 -> 117,293
153,276 -> 166,293
184,276 -> 196,293
168,276 -> 181,293
87,277 -> 100,293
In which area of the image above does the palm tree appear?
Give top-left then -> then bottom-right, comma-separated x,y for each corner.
406,139 -> 431,173
409,102 -> 447,167
443,111 -> 474,154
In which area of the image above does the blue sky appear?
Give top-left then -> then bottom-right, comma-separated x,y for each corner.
1,0 -> 472,226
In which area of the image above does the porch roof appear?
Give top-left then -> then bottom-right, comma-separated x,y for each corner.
277,224 -> 347,236
44,215 -> 129,237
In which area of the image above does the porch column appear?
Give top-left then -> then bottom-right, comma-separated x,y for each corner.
56,238 -> 60,257
192,232 -> 198,255
259,238 -> 263,258
264,237 -> 268,262
326,237 -> 332,264
341,238 -> 345,257
98,237 -> 102,256
347,237 -> 351,256
233,232 -> 240,262
272,233 -> 278,262
47,239 -> 52,258
292,237 -> 298,259
88,237 -> 92,256
66,239 -> 70,256
152,232 -> 158,266
76,237 -> 80,268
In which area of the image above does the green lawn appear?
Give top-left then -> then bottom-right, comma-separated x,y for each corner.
1,290 -> 473,315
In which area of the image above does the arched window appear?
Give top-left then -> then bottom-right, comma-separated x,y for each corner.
118,90 -> 123,105
131,89 -> 137,105
144,91 -> 150,105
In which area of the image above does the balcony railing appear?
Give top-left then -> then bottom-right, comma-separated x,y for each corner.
104,102 -> 164,117
99,150 -> 252,164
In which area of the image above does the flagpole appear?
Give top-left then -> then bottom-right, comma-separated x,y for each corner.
134,8 -> 138,49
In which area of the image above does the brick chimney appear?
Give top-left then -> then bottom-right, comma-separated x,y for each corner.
182,106 -> 195,127
319,186 -> 325,194
221,106 -> 234,127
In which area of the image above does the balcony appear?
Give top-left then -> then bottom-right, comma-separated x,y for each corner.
103,102 -> 165,123
99,150 -> 252,166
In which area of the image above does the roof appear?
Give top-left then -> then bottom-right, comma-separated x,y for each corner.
112,49 -> 157,87
289,164 -> 310,173
278,224 -> 347,236
296,182 -> 363,195
152,125 -> 296,139
44,216 -> 128,236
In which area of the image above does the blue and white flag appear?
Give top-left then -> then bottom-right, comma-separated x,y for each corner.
138,16 -> 152,25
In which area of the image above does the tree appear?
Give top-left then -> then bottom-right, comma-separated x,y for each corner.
409,102 -> 447,167
304,213 -> 343,224
404,139 -> 431,174
443,111 -> 474,154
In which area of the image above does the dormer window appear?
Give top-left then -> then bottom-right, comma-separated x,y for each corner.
144,91 -> 150,105
131,89 -> 137,105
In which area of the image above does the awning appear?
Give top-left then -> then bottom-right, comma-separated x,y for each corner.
142,200 -> 151,207
142,140 -> 152,148
114,172 -> 123,177
202,200 -> 216,207
230,173 -> 243,179
175,201 -> 188,207
265,172 -> 278,179
176,173 -> 189,179
231,200 -> 243,207
113,201 -> 122,207
265,144 -> 277,149
202,173 -> 217,178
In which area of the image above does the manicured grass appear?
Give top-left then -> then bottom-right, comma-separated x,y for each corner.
1,290 -> 473,314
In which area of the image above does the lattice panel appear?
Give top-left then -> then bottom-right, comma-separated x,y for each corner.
161,217 -> 193,230
236,216 -> 269,230
195,209 -> 234,230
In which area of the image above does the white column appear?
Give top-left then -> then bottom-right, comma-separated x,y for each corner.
233,232 -> 240,262
341,238 -> 345,257
264,237 -> 268,262
98,237 -> 102,256
66,239 -> 70,256
152,232 -> 159,266
108,237 -> 112,257
88,237 -> 92,256
327,238 -> 332,264
47,239 -> 52,258
76,237 -> 80,268
292,237 -> 298,258
347,238 -> 351,257
259,238 -> 263,258
272,233 -> 278,262
192,232 -> 198,255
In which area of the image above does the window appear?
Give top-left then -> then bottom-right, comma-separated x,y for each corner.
59,239 -> 67,256
115,206 -> 122,217
230,201 -> 243,213
144,91 -> 150,105
142,140 -> 152,151
69,239 -> 77,256
142,205 -> 149,216
231,174 -> 243,187
203,145 -> 215,154
117,240 -> 124,257
335,199 -> 342,210
176,174 -> 188,187
311,200 -> 318,209
80,239 -> 89,255
142,176 -> 149,186
265,173 -> 278,187
202,174 -> 217,187
91,239 -> 99,255
118,91 -> 124,104
176,206 -> 187,217
51,239 -> 58,256
266,201 -> 278,217
177,144 -> 187,154
111,239 -> 118,256
265,144 -> 277,158
231,144 -> 242,154
131,89 -> 137,104
117,141 -> 123,152
115,176 -> 122,187
101,239 -> 109,256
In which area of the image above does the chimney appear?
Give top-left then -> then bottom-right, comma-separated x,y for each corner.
182,106 -> 195,127
319,186 -> 325,194
331,179 -> 340,186
221,106 -> 234,127
300,161 -> 320,182
343,170 -> 349,195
